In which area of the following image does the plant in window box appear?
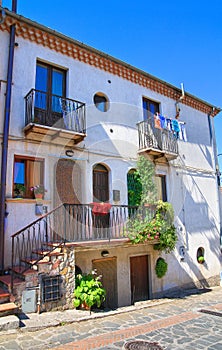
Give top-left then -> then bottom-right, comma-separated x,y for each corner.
14,184 -> 26,198
30,184 -> 47,200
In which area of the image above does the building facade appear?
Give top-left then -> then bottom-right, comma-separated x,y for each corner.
0,8 -> 221,311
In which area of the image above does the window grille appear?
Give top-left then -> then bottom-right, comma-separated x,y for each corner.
41,275 -> 62,302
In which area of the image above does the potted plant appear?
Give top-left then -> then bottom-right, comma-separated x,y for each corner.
14,184 -> 26,198
73,270 -> 106,312
30,184 -> 47,199
197,256 -> 205,264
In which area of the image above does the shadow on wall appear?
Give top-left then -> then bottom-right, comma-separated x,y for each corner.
171,154 -> 221,290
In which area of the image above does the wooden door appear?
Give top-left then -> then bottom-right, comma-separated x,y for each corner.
93,164 -> 109,202
93,258 -> 118,310
130,255 -> 149,304
93,164 -> 109,235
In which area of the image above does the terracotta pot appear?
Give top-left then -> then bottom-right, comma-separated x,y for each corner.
80,302 -> 90,310
35,193 -> 43,200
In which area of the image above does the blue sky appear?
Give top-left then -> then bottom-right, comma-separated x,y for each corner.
2,0 -> 222,169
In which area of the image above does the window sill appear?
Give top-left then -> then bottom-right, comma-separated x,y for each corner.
6,198 -> 51,204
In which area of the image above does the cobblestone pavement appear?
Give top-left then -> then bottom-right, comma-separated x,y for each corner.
0,286 -> 222,349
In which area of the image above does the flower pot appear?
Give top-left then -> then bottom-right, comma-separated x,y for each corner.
35,193 -> 43,200
80,302 -> 90,310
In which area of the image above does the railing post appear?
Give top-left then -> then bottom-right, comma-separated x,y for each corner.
11,236 -> 14,293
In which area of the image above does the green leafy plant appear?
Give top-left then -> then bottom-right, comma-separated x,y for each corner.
14,184 -> 26,197
197,256 -> 205,264
136,155 -> 157,205
128,200 -> 177,254
73,270 -> 106,310
155,257 -> 168,278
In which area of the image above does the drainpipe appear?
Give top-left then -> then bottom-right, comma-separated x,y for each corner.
0,0 -> 17,273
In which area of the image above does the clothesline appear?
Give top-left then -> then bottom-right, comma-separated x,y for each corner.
152,113 -> 187,142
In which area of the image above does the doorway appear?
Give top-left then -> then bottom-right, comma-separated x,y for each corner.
130,255 -> 150,304
93,257 -> 118,310
92,164 -> 110,237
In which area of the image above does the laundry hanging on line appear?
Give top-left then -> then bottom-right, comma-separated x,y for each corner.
153,113 -> 187,142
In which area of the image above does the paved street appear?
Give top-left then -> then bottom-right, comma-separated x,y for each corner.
0,286 -> 222,349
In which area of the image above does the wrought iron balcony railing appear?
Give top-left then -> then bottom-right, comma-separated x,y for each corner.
25,89 -> 86,133
11,203 -> 156,284
137,120 -> 178,157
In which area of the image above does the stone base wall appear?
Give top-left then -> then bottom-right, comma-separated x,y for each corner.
14,246 -> 76,313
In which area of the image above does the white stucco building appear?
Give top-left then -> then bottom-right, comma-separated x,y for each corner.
0,7 -> 221,311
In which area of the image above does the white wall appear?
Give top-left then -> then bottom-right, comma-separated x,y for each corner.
1,28 -> 221,288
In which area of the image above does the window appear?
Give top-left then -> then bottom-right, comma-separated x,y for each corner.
155,175 -> 167,202
41,275 -> 62,302
143,97 -> 159,120
93,93 -> 109,112
34,62 -> 66,125
13,156 -> 44,198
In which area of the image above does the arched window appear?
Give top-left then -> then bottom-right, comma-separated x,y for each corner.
127,169 -> 142,206
93,93 -> 109,112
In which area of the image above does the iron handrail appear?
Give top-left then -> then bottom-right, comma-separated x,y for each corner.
24,88 -> 86,133
11,203 -> 156,281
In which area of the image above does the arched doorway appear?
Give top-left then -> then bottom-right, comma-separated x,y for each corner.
92,164 -> 110,237
93,164 -> 109,202
127,169 -> 142,206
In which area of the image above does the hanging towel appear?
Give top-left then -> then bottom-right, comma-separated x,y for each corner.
159,115 -> 166,129
180,123 -> 187,142
166,118 -> 172,131
154,114 -> 162,129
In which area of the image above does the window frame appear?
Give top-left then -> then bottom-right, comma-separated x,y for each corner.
93,93 -> 109,112
13,155 -> 45,199
155,174 -> 167,202
36,61 -> 66,97
143,97 -> 160,120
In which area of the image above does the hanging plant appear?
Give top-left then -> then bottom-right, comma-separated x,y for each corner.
155,257 -> 168,278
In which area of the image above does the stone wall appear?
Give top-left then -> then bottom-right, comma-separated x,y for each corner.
14,246 -> 76,313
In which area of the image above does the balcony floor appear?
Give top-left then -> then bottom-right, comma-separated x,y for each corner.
138,147 -> 178,163
24,123 -> 86,146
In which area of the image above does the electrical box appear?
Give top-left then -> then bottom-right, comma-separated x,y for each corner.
35,203 -> 43,216
113,190 -> 120,202
22,289 -> 37,313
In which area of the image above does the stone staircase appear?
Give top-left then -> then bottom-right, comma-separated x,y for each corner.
0,242 -> 64,321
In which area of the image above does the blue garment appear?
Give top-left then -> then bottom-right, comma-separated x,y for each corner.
159,115 -> 166,129
171,120 -> 180,133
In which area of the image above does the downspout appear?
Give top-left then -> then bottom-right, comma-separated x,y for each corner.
0,0 -> 17,273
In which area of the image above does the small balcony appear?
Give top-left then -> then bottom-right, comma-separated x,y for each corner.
24,89 -> 86,146
137,120 -> 178,162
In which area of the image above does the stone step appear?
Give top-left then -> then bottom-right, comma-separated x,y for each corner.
0,275 -> 23,289
32,249 -> 63,257
0,302 -> 18,317
0,315 -> 19,331
21,255 -> 50,265
0,287 -> 10,305
0,287 -> 10,299
43,242 -> 63,253
11,266 -> 37,276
